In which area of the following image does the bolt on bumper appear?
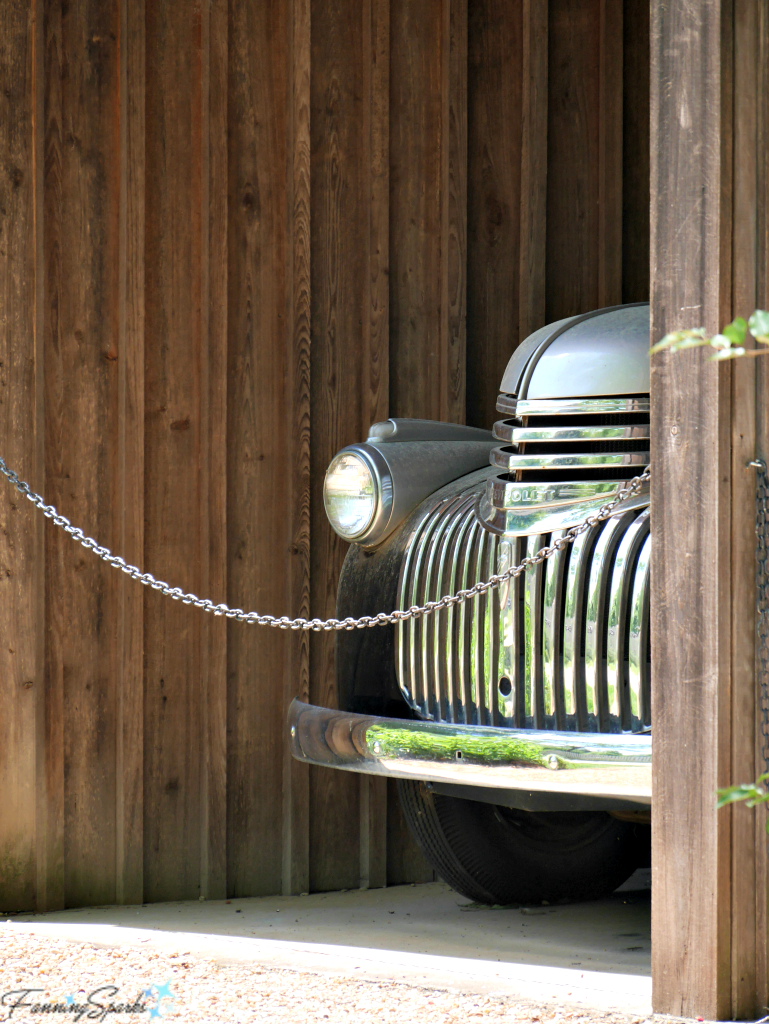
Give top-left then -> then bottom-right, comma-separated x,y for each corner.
288,699 -> 651,804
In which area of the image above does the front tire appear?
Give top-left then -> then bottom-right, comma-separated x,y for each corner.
398,779 -> 646,905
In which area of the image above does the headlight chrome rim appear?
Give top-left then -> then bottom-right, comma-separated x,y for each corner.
323,444 -> 394,544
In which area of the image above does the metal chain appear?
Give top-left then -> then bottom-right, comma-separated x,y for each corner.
0,454 -> 649,632
750,458 -> 769,775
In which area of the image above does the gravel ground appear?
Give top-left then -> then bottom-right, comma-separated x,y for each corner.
0,928 -> 676,1024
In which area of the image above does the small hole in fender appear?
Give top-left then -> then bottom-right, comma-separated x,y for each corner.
499,676 -> 513,697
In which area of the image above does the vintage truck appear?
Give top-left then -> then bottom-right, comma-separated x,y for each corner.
289,303 -> 652,905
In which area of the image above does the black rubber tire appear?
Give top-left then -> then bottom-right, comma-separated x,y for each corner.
397,779 -> 646,905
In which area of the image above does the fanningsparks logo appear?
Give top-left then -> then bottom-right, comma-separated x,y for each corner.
0,982 -> 175,1021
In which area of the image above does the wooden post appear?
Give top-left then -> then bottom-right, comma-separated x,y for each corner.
650,0 -> 769,1017
0,0 -> 44,914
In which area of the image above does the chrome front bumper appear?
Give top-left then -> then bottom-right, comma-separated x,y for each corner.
288,700 -> 651,804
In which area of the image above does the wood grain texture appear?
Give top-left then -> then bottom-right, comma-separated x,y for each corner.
309,0 -> 391,892
466,0 -> 548,429
200,0 -> 228,903
466,0 -> 523,429
650,1 -> 733,1016
390,0 -> 466,423
282,0 -> 311,897
730,2 -> 760,1014
546,0 -> 623,321
518,0 -> 548,343
44,0 -> 123,909
0,0 -> 44,913
621,0 -> 649,303
597,0 -> 622,307
144,0 -> 226,902
755,4 -> 769,1007
226,0 -> 292,898
116,0 -> 145,908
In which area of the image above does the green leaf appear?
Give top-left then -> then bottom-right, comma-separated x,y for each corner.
709,347 -> 747,361
722,317 -> 747,347
710,333 -> 733,350
716,783 -> 765,807
748,309 -> 769,339
650,328 -> 708,354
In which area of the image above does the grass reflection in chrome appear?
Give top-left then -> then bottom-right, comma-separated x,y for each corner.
366,724 -> 547,768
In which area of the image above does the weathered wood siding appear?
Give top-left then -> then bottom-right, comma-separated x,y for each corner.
650,0 -> 769,1017
0,0 -> 648,910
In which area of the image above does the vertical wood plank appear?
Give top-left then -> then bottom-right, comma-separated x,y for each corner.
466,0 -> 548,429
546,0 -> 623,321
144,0 -> 199,902
518,0 -> 548,344
390,0 -> 466,423
466,0 -> 525,429
0,0 -> 44,913
282,0 -> 311,897
40,0 -> 65,912
446,0 -> 467,425
32,0 -> 49,913
199,0 -> 228,903
621,0 -> 650,303
227,0 -> 292,898
144,0 -> 226,902
44,0 -> 123,908
730,1 -> 759,1013
755,4 -> 769,1006
361,0 -> 390,891
309,0 -> 390,892
115,0 -> 145,908
650,1 -> 733,1016
546,0 -> 598,321
597,0 -> 622,307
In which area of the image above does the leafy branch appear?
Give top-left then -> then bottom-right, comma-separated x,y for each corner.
650,309 -> 769,360
717,776 -> 769,830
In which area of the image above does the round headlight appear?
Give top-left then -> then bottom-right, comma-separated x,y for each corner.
324,451 -> 379,539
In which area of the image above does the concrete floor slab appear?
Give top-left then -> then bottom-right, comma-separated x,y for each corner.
11,871 -> 652,1015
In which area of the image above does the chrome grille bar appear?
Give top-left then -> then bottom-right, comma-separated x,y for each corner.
492,447 -> 650,472
496,537 -> 523,725
583,512 -> 639,729
628,533 -> 652,728
457,513 -> 479,720
422,500 -> 452,720
542,530 -> 569,729
493,420 -> 650,444
443,507 -> 474,723
512,397 -> 651,416
562,523 -> 602,728
524,534 -> 546,727
606,509 -> 651,727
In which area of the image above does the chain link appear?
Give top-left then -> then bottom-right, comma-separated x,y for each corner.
0,455 -> 650,632
751,459 -> 769,775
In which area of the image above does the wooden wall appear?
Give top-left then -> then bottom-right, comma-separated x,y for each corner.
0,0 -> 649,911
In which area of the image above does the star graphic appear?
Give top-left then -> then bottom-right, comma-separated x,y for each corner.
64,996 -> 74,1006
153,981 -> 174,1001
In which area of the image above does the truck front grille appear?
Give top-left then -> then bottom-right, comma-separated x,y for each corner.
396,489 -> 650,734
